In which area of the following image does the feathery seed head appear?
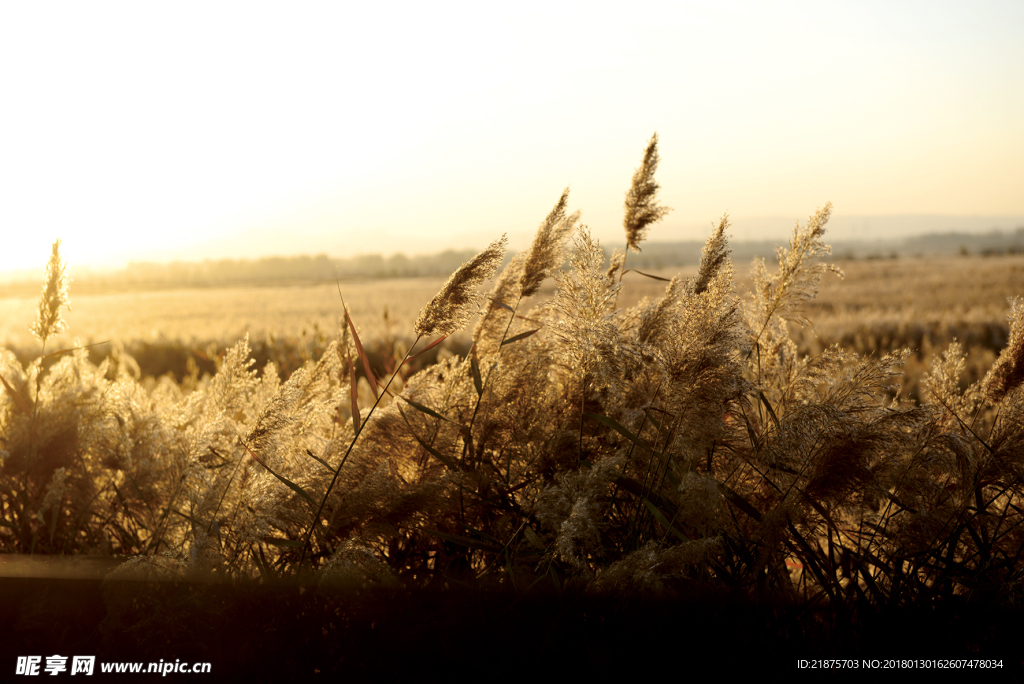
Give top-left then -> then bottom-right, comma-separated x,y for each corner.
745,202 -> 841,345
472,251 -> 526,354
624,133 -> 671,253
924,340 -> 970,415
553,226 -> 623,380
520,188 -> 579,298
636,275 -> 684,348
606,247 -> 626,283
984,297 -> 1024,402
32,240 -> 71,344
690,215 -> 732,297
38,466 -> 69,516
414,234 -> 507,338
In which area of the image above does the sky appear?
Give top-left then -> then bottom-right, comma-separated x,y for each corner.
1,1 -> 1023,276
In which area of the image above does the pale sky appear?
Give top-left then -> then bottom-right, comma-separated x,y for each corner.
1,1 -> 1022,275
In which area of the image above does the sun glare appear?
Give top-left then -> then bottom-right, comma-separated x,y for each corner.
0,3 -> 1021,275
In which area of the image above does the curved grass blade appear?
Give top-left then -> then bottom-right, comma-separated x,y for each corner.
348,357 -> 361,433
623,269 -> 672,282
721,483 -> 762,521
400,395 -> 460,425
523,526 -> 544,550
411,431 -> 460,471
501,329 -> 540,346
643,497 -> 690,542
643,408 -> 671,437
758,390 -> 781,430
488,296 -> 515,314
409,335 -> 447,363
240,439 -> 317,509
0,373 -> 32,417
305,449 -> 336,475
338,289 -> 378,399
41,340 -> 111,362
585,412 -> 655,451
422,528 -> 501,553
470,344 -> 483,398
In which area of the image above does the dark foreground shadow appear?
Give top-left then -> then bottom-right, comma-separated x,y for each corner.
1,575 -> 1021,680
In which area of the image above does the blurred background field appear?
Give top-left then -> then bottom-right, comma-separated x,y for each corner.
796,253 -> 1024,401
1,251 -> 1021,403
625,253 -> 1024,404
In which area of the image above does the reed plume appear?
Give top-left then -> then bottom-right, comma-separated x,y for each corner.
520,189 -> 579,298
3,134 -> 1022,661
552,226 -> 622,382
31,240 -> 70,347
623,133 -> 671,253
414,234 -> 508,338
690,215 -> 731,297
747,202 -> 841,338
983,296 -> 1024,402
472,252 -> 526,357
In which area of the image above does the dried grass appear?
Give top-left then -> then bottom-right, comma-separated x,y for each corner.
3,137 -> 1023,653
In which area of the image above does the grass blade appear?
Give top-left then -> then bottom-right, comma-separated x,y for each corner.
400,395 -> 463,426
721,484 -> 763,522
240,439 -> 317,509
622,269 -> 672,282
643,408 -> 671,437
409,335 -> 447,363
488,296 -> 515,313
523,526 -> 544,549
643,497 -> 690,542
501,329 -> 540,346
470,344 -> 483,398
348,356 -> 361,433
585,412 -> 655,451
0,373 -> 32,417
422,528 -> 501,553
758,390 -> 781,430
40,340 -> 111,362
412,432 -> 461,471
339,290 -> 378,399
305,449 -> 337,475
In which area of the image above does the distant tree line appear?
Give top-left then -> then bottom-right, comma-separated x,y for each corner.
3,226 -> 1023,297
901,227 -> 1024,256
104,242 -> 788,288
116,250 -> 501,286
109,227 -> 1024,288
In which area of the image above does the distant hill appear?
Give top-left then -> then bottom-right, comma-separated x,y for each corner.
602,226 -> 1024,270
3,228 -> 1024,297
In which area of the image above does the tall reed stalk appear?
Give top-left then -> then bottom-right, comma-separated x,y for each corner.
2,136 -> 1020,643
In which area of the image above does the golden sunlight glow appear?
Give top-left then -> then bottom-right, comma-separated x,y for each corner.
1,2 -> 1022,274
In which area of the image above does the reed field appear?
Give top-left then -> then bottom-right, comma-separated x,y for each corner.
2,136 -> 1022,677
2,254 -> 1018,398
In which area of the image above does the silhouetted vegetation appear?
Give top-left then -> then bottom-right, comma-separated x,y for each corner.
2,137 -> 1022,676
